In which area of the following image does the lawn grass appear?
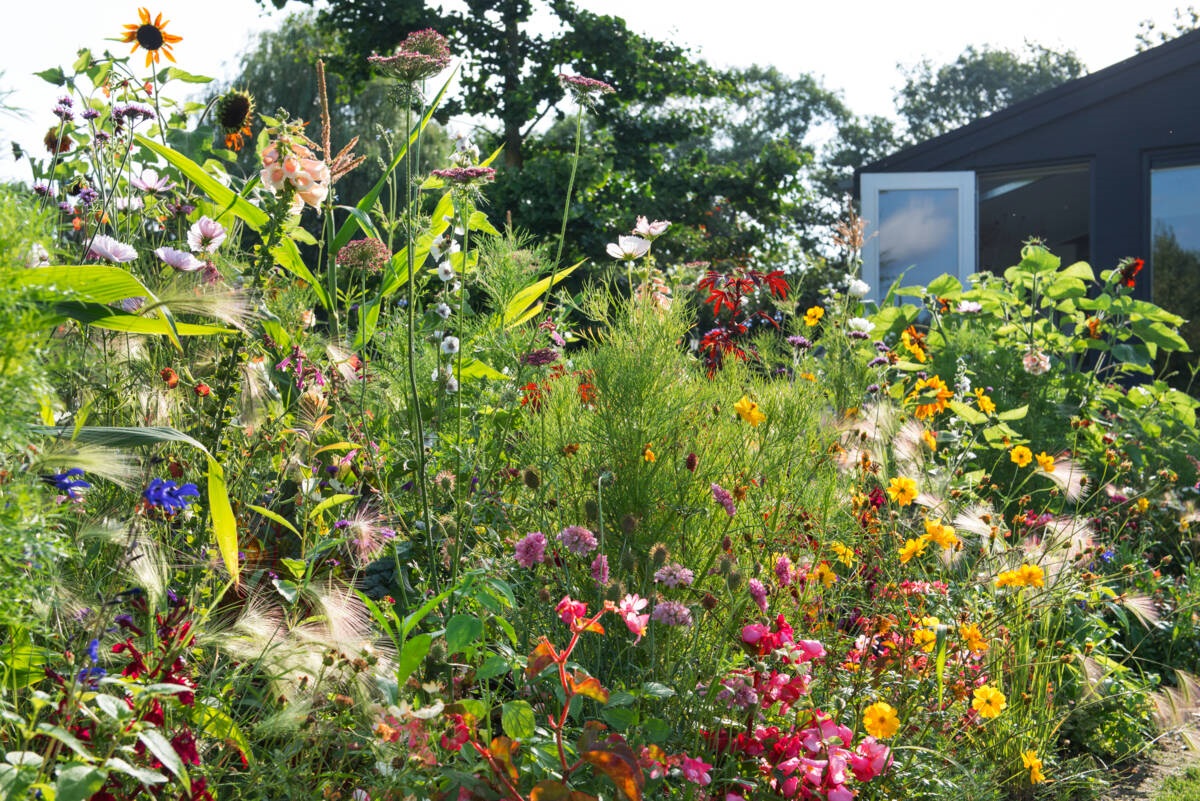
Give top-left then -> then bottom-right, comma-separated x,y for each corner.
1156,766 -> 1200,801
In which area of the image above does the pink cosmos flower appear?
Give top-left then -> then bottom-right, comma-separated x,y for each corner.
154,246 -> 202,271
606,235 -> 651,261
679,756 -> 713,786
187,216 -> 226,253
87,234 -> 138,263
617,594 -> 649,642
514,531 -> 547,568
633,216 -> 670,239
130,169 -> 174,193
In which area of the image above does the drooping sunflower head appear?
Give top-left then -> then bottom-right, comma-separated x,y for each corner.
121,8 -> 183,68
214,89 -> 255,151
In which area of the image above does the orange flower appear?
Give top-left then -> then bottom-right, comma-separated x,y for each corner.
121,8 -> 183,67
908,375 -> 952,420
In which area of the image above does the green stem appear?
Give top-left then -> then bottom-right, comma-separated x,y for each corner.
544,105 -> 585,308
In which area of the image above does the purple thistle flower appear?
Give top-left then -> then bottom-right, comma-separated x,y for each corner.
651,600 -> 693,627
557,525 -> 598,556
514,531 -> 547,568
81,108 -> 100,121
520,348 -> 560,367
77,187 -> 99,207
431,166 -> 496,185
786,335 -> 811,350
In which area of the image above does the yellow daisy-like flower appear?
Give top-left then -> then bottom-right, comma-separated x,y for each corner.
908,375 -> 953,420
804,306 -> 824,327
812,562 -> 838,588
643,443 -> 656,463
921,429 -> 938,451
886,476 -> 918,506
733,395 -> 767,427
898,536 -> 929,564
861,701 -> 900,739
1135,497 -> 1150,513
830,541 -> 856,567
971,685 -> 1007,719
1035,451 -> 1055,472
912,626 -> 937,653
121,8 -> 183,67
1017,563 -> 1045,588
974,388 -> 996,415
924,517 -> 959,549
1010,445 -> 1033,468
901,326 -> 927,362
959,622 -> 989,654
1021,750 -> 1046,784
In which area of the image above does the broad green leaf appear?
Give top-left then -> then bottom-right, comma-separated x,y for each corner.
501,700 -> 536,740
947,400 -> 987,426
467,210 -> 500,235
35,67 -> 67,86
475,654 -> 511,681
997,405 -> 1028,421
457,359 -> 507,381
279,558 -> 307,579
600,706 -> 637,731
192,703 -> 252,763
925,274 -> 962,297
137,730 -> 189,790
272,578 -> 298,604
103,757 -> 167,786
55,764 -> 106,801
396,633 -> 432,687
1060,261 -> 1095,281
44,303 -> 234,338
163,68 -> 212,84
245,504 -> 300,537
307,493 -> 357,520
35,724 -> 94,760
502,261 -> 582,327
640,682 -> 675,699
445,615 -> 484,654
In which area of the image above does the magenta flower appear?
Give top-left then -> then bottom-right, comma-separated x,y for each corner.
775,555 -> 795,587
87,234 -> 138,263
617,594 -> 649,642
154,246 -> 202,272
850,737 -> 892,781
590,553 -> 609,586
711,483 -> 736,517
558,73 -> 615,102
556,595 -> 587,628
748,578 -> 769,614
187,216 -> 226,253
793,639 -> 827,662
368,29 -> 452,83
557,525 -> 598,556
679,756 -> 713,786
651,600 -> 693,627
514,531 -> 547,568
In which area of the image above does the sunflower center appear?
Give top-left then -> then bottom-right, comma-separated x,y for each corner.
218,94 -> 252,130
136,24 -> 164,51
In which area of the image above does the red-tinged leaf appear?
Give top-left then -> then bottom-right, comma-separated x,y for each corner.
570,671 -> 610,703
581,619 -> 605,635
526,638 -> 557,677
569,794 -> 597,801
489,736 -> 519,783
763,270 -> 790,299
578,720 -> 609,752
531,780 -> 571,801
580,740 -> 644,801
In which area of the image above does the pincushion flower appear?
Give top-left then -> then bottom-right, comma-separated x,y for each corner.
1010,445 -> 1033,467
87,234 -> 138,263
734,395 -> 766,426
971,685 -> 1007,719
369,29 -> 452,83
514,531 -> 546,568
862,701 -> 900,738
187,217 -> 226,253
886,476 -> 918,506
847,278 -> 871,298
557,525 -> 598,555
651,600 -> 693,627
711,483 -> 737,516
121,8 -> 183,67
606,235 -> 651,261
847,317 -> 874,338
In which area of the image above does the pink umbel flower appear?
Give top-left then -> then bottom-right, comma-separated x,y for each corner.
618,594 -> 649,642
87,234 -> 138,263
711,483 -> 736,517
556,596 -> 587,628
558,73 -> 615,102
679,755 -> 713,786
557,525 -> 598,556
187,216 -> 226,253
368,29 -> 452,83
514,531 -> 547,568
590,553 -> 609,586
154,246 -> 202,271
653,563 -> 694,588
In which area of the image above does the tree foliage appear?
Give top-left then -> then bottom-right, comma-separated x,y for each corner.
895,43 -> 1086,142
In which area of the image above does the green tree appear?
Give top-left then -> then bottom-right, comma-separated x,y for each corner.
1136,6 -> 1200,51
895,43 -> 1086,142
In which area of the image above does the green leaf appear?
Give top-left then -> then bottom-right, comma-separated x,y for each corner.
641,718 -> 670,743
925,274 -> 963,297
192,702 -> 251,764
164,68 -> 212,84
601,706 -> 638,731
947,400 -> 987,426
55,764 -> 106,801
245,504 -> 300,537
996,404 -> 1028,421
457,359 -> 508,381
467,210 -> 500,236
43,302 -> 234,338
137,730 -> 189,790
501,700 -> 537,740
307,493 -> 357,520
640,682 -> 675,699
279,558 -> 307,579
103,757 -> 167,787
475,654 -> 511,681
396,633 -> 432,687
445,614 -> 484,654
1060,261 -> 1095,281
35,67 -> 67,86
502,262 -> 582,327
35,724 -> 94,760
272,578 -> 298,604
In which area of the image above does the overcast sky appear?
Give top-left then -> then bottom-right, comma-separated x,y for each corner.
0,0 -> 1192,182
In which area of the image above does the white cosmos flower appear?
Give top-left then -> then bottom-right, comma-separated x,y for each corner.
606,235 -> 651,261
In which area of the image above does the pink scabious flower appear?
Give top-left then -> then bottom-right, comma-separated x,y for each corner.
617,594 -> 649,642
711,483 -> 736,517
606,235 -> 651,261
748,578 -> 769,614
556,595 -> 588,628
154,246 -> 202,271
1022,347 -> 1051,375
514,531 -> 547,568
368,29 -> 452,83
653,562 -> 694,588
558,73 -> 615,102
557,525 -> 598,556
590,553 -> 609,586
632,216 -> 670,240
187,216 -> 226,253
87,234 -> 138,263
679,755 -> 713,786
775,554 -> 795,587
651,600 -> 693,627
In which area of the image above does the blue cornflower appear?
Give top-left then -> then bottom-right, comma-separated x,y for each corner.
142,478 -> 200,515
43,468 -> 91,499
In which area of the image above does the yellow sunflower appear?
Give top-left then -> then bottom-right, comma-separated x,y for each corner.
121,8 -> 183,67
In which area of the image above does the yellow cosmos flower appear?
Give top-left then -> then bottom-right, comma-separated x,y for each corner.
921,429 -> 937,451
959,622 -> 989,653
912,627 -> 937,653
924,517 -> 959,549
643,443 -> 656,463
813,562 -> 838,588
862,701 -> 900,738
121,8 -> 183,67
804,306 -> 824,327
1035,451 -> 1055,472
898,536 -> 929,564
1010,445 -> 1033,468
1135,497 -> 1150,513
1017,563 -> 1045,588
734,395 -> 767,427
831,541 -> 856,567
886,476 -> 918,506
1021,750 -> 1046,784
974,388 -> 996,415
971,685 -> 1007,718
908,375 -> 953,420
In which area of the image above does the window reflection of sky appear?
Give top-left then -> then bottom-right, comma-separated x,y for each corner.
878,189 -> 960,286
1151,165 -> 1200,253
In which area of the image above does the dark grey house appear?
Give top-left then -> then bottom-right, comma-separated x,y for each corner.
856,28 -> 1200,344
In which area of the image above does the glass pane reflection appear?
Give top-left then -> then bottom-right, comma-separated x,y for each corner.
878,189 -> 959,290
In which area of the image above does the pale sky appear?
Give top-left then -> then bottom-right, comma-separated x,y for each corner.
0,0 -> 1191,182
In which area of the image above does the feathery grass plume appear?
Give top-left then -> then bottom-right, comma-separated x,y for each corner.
325,343 -> 362,384
1116,591 -> 1161,628
1044,454 -> 1088,501
1151,670 -> 1200,737
237,356 -> 277,435
134,387 -> 178,427
30,442 -> 138,490
148,283 -> 260,332
1026,515 -> 1097,584
893,418 -> 930,472
122,534 -> 171,611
